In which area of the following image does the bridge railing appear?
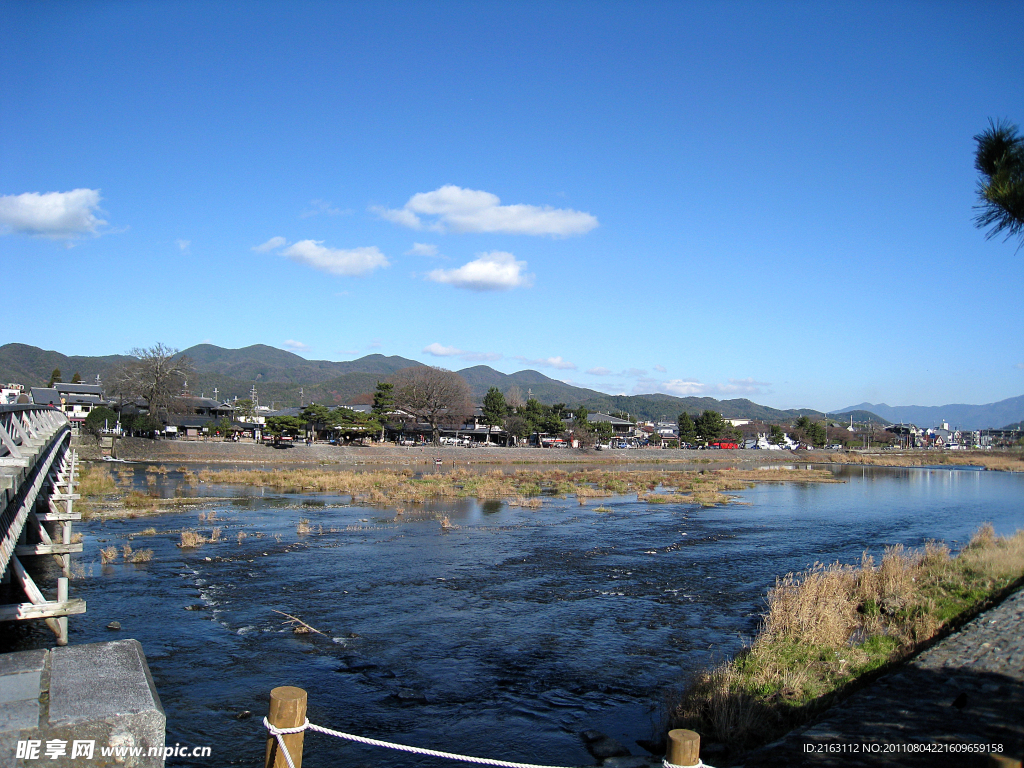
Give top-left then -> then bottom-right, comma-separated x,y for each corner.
0,404 -> 70,467
0,403 -> 82,645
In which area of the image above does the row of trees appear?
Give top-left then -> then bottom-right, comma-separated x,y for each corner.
676,410 -> 742,446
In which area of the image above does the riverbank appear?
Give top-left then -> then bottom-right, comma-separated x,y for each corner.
733,582 -> 1024,767
668,526 -> 1024,764
73,437 -> 1024,472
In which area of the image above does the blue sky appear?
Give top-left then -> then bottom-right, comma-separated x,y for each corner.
2,1 -> 1022,411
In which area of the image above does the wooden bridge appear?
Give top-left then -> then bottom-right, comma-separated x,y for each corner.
0,405 -> 84,645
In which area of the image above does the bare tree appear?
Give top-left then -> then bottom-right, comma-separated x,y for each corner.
505,385 -> 525,412
108,343 -> 195,419
391,366 -> 472,445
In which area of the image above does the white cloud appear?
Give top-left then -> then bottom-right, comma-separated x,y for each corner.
424,343 -> 465,357
716,378 -> 772,395
372,185 -> 598,236
427,251 -> 533,291
516,355 -> 577,371
300,199 -> 348,218
284,340 -> 310,352
253,236 -> 287,252
176,239 -> 191,254
281,240 -> 389,276
0,189 -> 107,239
423,342 -> 502,363
651,376 -> 772,397
662,379 -> 707,396
587,367 -> 613,376
653,364 -> 667,373
370,205 -> 423,229
405,242 -> 438,256
368,339 -> 382,349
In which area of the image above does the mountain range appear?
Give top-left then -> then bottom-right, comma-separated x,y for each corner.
3,342 -> 1021,428
835,397 -> 1024,431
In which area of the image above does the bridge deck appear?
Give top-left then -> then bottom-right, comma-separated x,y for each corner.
0,405 -> 85,645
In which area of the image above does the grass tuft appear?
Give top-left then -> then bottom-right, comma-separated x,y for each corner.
668,525 -> 1024,756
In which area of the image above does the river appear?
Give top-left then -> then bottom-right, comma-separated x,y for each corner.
4,464 -> 1022,766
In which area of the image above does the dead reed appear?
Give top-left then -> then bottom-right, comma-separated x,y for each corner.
669,525 -> 1024,755
77,466 -> 116,496
178,529 -> 207,548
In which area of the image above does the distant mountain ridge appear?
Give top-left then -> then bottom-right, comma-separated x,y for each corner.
835,395 -> 1024,431
8,341 -> 1009,426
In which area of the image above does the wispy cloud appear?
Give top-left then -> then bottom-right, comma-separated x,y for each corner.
368,339 -> 382,349
300,199 -> 349,218
405,242 -> 439,256
423,342 -> 502,363
284,339 -> 310,352
426,251 -> 533,291
253,236 -> 287,252
649,377 -> 772,397
1016,363 -> 1024,370
371,185 -> 598,237
424,343 -> 464,357
660,379 -> 707,396
515,355 -> 577,371
176,239 -> 191,255
653,364 -> 667,373
254,236 -> 389,276
586,367 -> 613,376
0,189 -> 108,239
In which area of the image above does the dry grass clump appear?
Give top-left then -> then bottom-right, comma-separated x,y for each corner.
296,518 -> 312,534
669,525 -> 1024,756
438,514 -> 459,531
179,529 -> 207,548
122,543 -> 133,561
99,545 -> 118,564
197,466 -> 827,509
77,466 -> 116,496
237,531 -> 247,544
130,548 -> 153,563
137,527 -> 158,537
123,491 -> 158,509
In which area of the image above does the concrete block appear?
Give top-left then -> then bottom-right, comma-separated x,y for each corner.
45,639 -> 166,767
0,672 -> 42,706
0,699 -> 39,732
0,651 -> 44,679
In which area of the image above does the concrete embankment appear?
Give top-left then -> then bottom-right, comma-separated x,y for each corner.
72,436 -> 804,466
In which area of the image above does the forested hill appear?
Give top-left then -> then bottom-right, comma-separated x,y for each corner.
3,341 -> 851,422
836,396 -> 1024,431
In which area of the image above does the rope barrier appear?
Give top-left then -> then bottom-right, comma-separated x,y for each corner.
664,758 -> 712,768
264,716 -> 717,768
264,717 -> 579,768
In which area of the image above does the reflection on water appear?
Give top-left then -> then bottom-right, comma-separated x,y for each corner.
4,465 -> 1022,767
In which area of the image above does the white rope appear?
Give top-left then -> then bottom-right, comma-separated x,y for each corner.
264,717 -> 578,768
664,759 -> 712,768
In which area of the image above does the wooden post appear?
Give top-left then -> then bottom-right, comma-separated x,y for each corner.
265,686 -> 307,768
666,729 -> 700,767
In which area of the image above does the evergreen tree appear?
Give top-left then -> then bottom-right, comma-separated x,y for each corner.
677,412 -> 696,444
372,381 -> 395,441
71,372 -> 82,384
481,387 -> 508,444
974,119 -> 1024,246
47,368 -> 62,388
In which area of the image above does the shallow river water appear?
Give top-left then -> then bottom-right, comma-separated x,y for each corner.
6,464 -> 1024,766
